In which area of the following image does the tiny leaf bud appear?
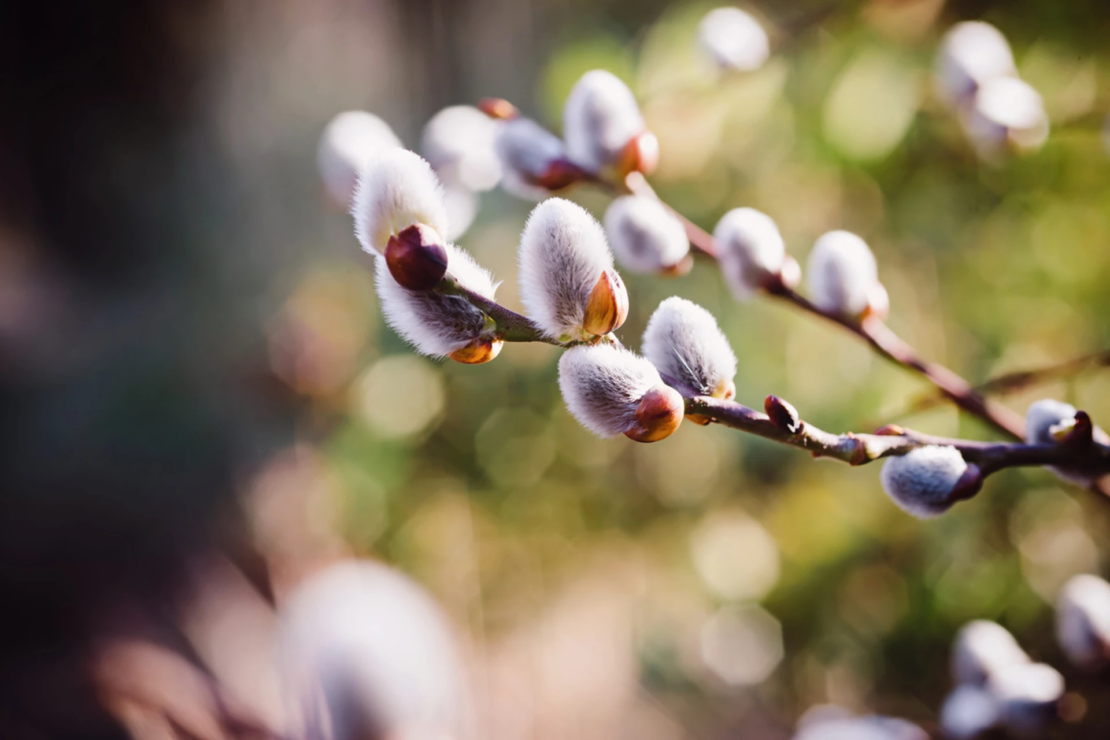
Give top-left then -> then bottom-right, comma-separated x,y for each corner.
563,70 -> 648,175
879,445 -> 968,518
448,336 -> 504,365
617,130 -> 660,177
952,620 -> 1030,687
1026,399 -> 1078,445
806,230 -> 879,319
353,149 -> 449,256
582,269 -> 629,337
557,344 -> 677,439
625,385 -> 684,443
1056,574 -> 1110,670
765,396 -> 801,434
478,97 -> 520,121
604,195 -> 690,274
642,297 -> 738,400
518,198 -> 623,341
386,224 -> 449,291
697,8 -> 771,74
713,208 -> 786,300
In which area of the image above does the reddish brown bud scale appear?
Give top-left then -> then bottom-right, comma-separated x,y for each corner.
949,463 -> 984,501
764,395 -> 801,434
618,130 -> 660,177
660,254 -> 694,277
478,97 -> 520,120
625,385 -> 684,442
448,336 -> 504,365
874,424 -> 906,436
385,224 -> 449,291
582,269 -> 629,337
536,159 -> 591,191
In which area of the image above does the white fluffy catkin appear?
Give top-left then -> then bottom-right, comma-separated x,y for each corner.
879,445 -> 967,518
934,21 -> 1016,108
279,560 -> 467,740
317,111 -> 402,206
563,70 -> 645,174
1056,574 -> 1110,669
353,149 -> 449,256
952,620 -> 1030,686
376,243 -> 499,357
713,207 -> 786,300
421,105 -> 502,193
963,76 -> 1049,159
603,195 -> 689,273
697,7 -> 771,73
642,297 -> 737,397
940,686 -> 1000,740
495,116 -> 567,200
806,230 -> 878,317
558,344 -> 664,437
1025,399 -> 1077,445
988,662 -> 1065,736
518,198 -> 617,341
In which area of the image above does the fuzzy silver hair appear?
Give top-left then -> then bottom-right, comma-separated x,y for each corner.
1056,574 -> 1110,669
603,195 -> 689,273
952,620 -> 1030,686
421,105 -> 502,193
940,686 -> 1000,740
563,70 -> 645,174
793,713 -> 928,740
353,149 -> 449,256
641,297 -> 737,397
697,7 -> 771,73
713,207 -> 786,300
558,344 -> 663,437
518,198 -> 616,340
879,445 -> 967,519
376,243 -> 499,357
1025,398 -> 1077,445
317,111 -> 402,206
806,230 -> 878,317
280,560 -> 467,740
495,117 -> 567,201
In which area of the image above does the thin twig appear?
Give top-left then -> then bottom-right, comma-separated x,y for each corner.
687,396 -> 1110,478
898,348 -> 1110,417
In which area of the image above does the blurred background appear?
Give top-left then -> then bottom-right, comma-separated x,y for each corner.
3,0 -> 1110,737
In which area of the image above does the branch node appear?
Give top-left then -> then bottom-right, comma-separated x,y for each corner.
764,395 -> 801,434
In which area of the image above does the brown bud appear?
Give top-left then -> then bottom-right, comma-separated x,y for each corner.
660,254 -> 694,277
386,224 -> 449,291
624,385 -> 684,442
874,424 -> 906,436
714,379 -> 736,401
582,269 -> 629,337
478,97 -> 519,120
618,130 -> 660,177
448,336 -> 503,365
764,395 -> 801,433
950,463 -> 984,502
862,282 -> 890,321
536,159 -> 590,191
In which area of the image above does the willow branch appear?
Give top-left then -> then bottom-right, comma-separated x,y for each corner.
621,173 -> 1026,440
899,348 -> 1110,417
687,396 -> 1110,481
